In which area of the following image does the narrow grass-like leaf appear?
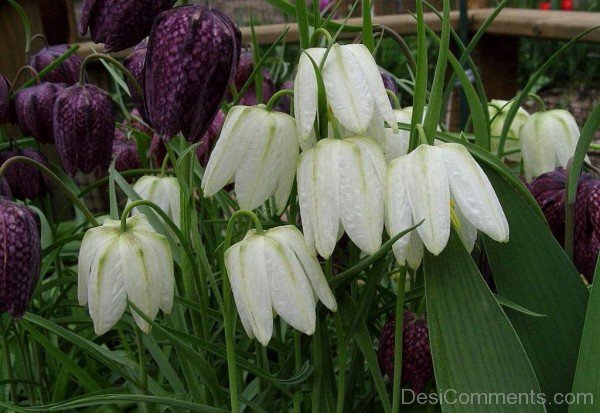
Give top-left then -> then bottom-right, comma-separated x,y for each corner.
425,231 -> 544,413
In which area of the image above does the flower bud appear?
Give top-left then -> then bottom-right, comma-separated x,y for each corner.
129,176 -> 180,228
79,0 -> 176,52
145,6 -> 241,141
28,45 -> 82,85
0,148 -> 48,199
78,214 -> 174,334
378,311 -> 433,393
53,84 -> 115,176
123,42 -> 148,120
0,74 -> 9,123
13,82 -> 67,143
520,109 -> 582,181
0,198 -> 41,318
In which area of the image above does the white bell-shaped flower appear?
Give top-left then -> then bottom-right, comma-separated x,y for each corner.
202,105 -> 299,212
519,109 -> 583,181
297,136 -> 386,259
488,99 -> 529,161
78,214 -> 174,335
386,143 -> 509,269
294,44 -> 398,149
130,175 -> 181,227
225,225 -> 337,346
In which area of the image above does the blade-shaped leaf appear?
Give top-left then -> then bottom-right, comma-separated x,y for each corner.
425,231 -> 544,413
483,166 -> 588,412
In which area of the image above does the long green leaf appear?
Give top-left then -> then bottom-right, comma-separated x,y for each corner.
484,166 -> 588,412
425,231 -> 544,413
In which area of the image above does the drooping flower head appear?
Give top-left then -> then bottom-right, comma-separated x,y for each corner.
0,148 -> 48,200
145,6 -> 241,141
13,82 -> 67,143
294,44 -> 398,149
123,41 -> 148,120
520,109 -> 583,181
386,143 -> 509,269
112,133 -> 141,172
0,74 -> 9,123
79,0 -> 176,52
297,136 -> 386,258
378,311 -> 433,393
202,105 -> 299,213
488,99 -> 529,161
225,225 -> 337,346
78,214 -> 174,335
53,84 -> 115,176
28,45 -> 82,85
129,176 -> 181,228
529,168 -> 600,281
0,198 -> 41,319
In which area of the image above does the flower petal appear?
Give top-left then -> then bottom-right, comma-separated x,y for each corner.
441,143 -> 509,243
78,226 -> 118,306
226,236 -> 273,346
297,150 -> 317,253
202,105 -> 254,196
273,112 -> 300,214
339,137 -> 385,255
87,240 -> 127,335
346,44 -> 397,133
520,114 -> 558,181
267,226 -> 337,311
322,44 -> 373,134
294,48 -> 325,148
264,237 -> 316,335
235,109 -> 281,210
407,145 -> 450,255
223,242 -> 254,339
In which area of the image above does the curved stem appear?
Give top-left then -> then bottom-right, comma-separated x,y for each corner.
10,65 -> 40,92
354,26 -> 417,75
80,54 -> 144,99
527,93 -> 546,112
0,156 -> 98,226
266,89 -> 294,111
387,89 -> 401,110
224,210 -> 264,250
310,28 -> 334,47
159,154 -> 171,177
6,0 -> 31,55
13,45 -> 80,95
415,124 -> 430,145
29,34 -> 49,51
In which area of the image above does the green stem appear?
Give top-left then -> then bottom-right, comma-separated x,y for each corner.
134,327 -> 150,412
12,45 -> 80,95
9,66 -> 40,92
335,313 -> 348,413
310,28 -> 334,47
416,124 -> 429,146
391,268 -> 407,412
7,0 -> 31,55
362,0 -> 375,52
266,89 -> 294,111
159,154 -> 171,177
527,93 -> 546,112
387,90 -> 401,110
295,0 -> 311,50
293,331 -> 302,413
224,210 -> 264,249
1,322 -> 17,403
0,156 -> 99,226
79,54 -> 144,99
409,0 -> 428,152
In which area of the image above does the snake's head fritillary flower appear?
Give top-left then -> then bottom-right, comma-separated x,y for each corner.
386,143 -> 509,269
378,311 -> 433,393
488,99 -> 529,162
233,49 -> 254,91
13,82 -> 67,144
0,74 -> 9,123
0,198 -> 41,319
528,168 -> 600,281
294,44 -> 397,148
145,6 -> 241,141
297,136 -> 386,258
129,176 -> 181,228
225,225 -> 337,346
520,109 -> 583,181
112,138 -> 141,172
202,105 -> 299,213
78,214 -> 174,335
123,41 -> 148,121
28,45 -> 82,85
0,148 -> 48,200
79,0 -> 176,52
53,84 -> 115,176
